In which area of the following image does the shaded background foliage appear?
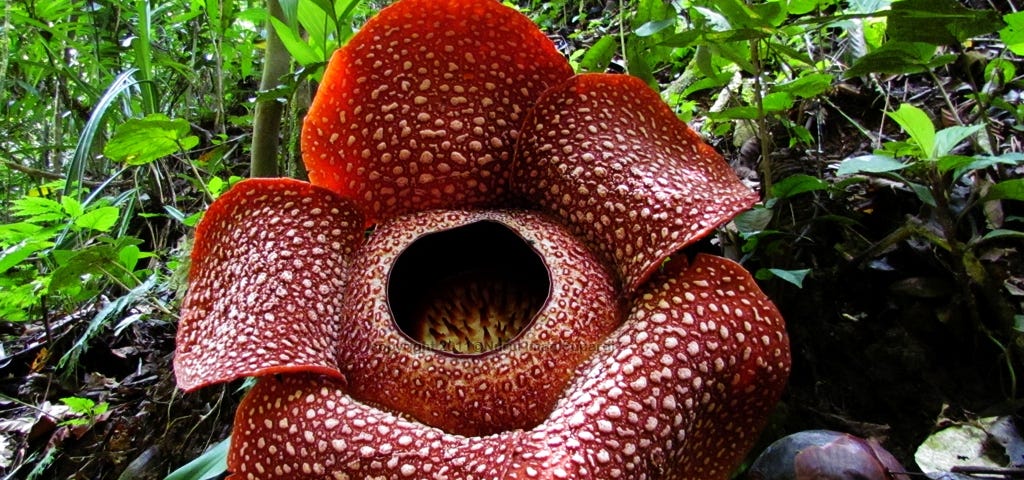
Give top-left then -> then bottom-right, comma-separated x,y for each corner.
0,0 -> 1021,478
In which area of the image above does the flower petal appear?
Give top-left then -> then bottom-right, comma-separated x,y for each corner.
336,209 -> 622,436
534,254 -> 790,478
301,0 -> 574,223
512,74 -> 760,291
174,179 -> 364,391
227,374 -> 555,479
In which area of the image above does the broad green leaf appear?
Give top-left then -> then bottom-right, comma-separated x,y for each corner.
61,196 -> 84,218
624,38 -> 656,87
845,41 -> 941,77
771,174 -> 829,199
887,0 -> 1005,45
714,0 -> 763,29
889,104 -> 935,159
60,396 -> 96,414
164,437 -> 230,480
693,6 -> 731,31
773,73 -> 834,99
1001,12 -> 1024,55
756,268 -> 811,288
904,179 -> 937,207
579,36 -> 617,73
206,176 -> 227,199
762,91 -> 795,113
49,245 -> 118,293
948,152 -> 1024,181
751,0 -> 787,27
710,42 -> 757,74
119,244 -> 141,272
936,155 -> 980,177
837,154 -> 908,175
634,0 -> 676,28
734,207 -> 774,233
708,105 -> 761,120
75,206 -> 120,232
985,58 -> 1016,84
985,179 -> 1024,201
104,114 -> 200,166
933,124 -> 983,158
789,0 -> 823,15
635,18 -> 675,37
269,17 -> 322,66
0,240 -> 52,272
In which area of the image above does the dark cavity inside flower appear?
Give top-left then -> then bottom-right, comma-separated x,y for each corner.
174,0 -> 791,478
388,220 -> 550,354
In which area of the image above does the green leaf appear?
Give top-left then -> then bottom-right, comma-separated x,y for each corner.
757,268 -> 811,288
12,196 -> 65,222
49,245 -> 118,293
985,179 -> 1024,201
164,437 -> 230,480
206,176 -> 227,199
297,0 -> 332,51
770,174 -> 829,199
104,114 -> 200,166
60,196 -> 84,218
947,152 -> 1024,181
269,16 -> 322,66
1001,12 -> 1024,55
889,104 -> 935,159
762,91 -> 795,113
981,229 -> 1024,241
788,0 -> 823,15
932,124 -> 983,158
936,155 -> 980,177
837,154 -> 907,175
887,0 -> 1005,45
60,396 -> 96,414
0,240 -> 52,272
734,207 -> 774,233
75,206 -> 120,232
708,105 -> 761,120
635,18 -> 675,37
773,73 -> 834,99
904,179 -> 937,207
579,36 -> 617,73
845,41 -> 941,76
119,244 -> 141,272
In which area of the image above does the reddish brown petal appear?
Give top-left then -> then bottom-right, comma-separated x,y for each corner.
512,74 -> 760,292
301,0 -> 573,223
534,254 -> 790,479
335,209 -> 622,437
227,374 -> 560,479
174,179 -> 364,391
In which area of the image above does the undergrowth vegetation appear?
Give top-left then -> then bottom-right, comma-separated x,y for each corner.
0,0 -> 1021,478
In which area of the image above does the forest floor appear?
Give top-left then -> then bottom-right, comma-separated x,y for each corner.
2,20 -> 1023,480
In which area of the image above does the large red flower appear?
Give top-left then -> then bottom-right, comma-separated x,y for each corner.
174,0 -> 790,478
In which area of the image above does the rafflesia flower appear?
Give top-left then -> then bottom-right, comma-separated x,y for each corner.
174,0 -> 791,478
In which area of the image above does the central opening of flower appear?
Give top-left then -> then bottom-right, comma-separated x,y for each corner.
388,221 -> 550,355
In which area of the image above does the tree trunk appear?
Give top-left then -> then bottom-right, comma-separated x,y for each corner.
249,0 -> 291,178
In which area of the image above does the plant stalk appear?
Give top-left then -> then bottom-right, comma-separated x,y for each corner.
250,0 -> 291,178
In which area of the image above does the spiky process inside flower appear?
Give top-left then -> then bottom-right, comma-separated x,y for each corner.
173,0 -> 791,478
